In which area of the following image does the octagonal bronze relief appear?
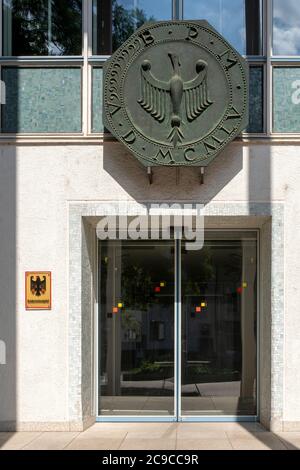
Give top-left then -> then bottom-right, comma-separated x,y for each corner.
104,21 -> 248,167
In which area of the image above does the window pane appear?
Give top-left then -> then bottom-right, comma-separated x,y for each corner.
184,0 -> 262,56
273,68 -> 300,133
92,67 -> 104,133
2,0 -> 82,56
1,67 -> 82,133
273,0 -> 300,55
93,0 -> 172,55
247,66 -> 264,133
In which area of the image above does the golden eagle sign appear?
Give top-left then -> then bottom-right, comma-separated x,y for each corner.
103,21 -> 248,167
25,272 -> 52,310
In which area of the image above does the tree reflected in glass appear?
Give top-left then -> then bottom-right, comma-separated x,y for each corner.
93,0 -> 172,55
3,0 -> 82,56
112,0 -> 155,51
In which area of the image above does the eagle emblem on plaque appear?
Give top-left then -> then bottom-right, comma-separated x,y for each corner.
104,21 -> 248,168
138,54 -> 212,147
30,275 -> 47,296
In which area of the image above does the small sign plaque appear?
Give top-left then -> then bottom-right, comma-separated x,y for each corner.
25,272 -> 52,310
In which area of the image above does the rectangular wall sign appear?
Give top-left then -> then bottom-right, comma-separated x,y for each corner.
25,272 -> 52,310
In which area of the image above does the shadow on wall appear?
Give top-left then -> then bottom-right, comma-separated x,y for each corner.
102,136 -> 282,436
248,144 -> 272,432
0,143 -> 17,443
247,143 -> 288,447
102,140 -> 243,203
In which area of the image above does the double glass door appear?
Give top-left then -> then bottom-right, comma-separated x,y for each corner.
98,232 -> 257,420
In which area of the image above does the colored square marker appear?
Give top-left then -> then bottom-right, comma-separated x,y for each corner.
242,282 -> 248,288
155,286 -> 161,293
201,302 -> 206,308
118,303 -> 123,308
113,307 -> 118,313
196,306 -> 201,313
160,282 -> 166,287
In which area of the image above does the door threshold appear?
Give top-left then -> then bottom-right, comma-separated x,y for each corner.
96,416 -> 177,422
179,416 -> 258,422
96,416 -> 258,423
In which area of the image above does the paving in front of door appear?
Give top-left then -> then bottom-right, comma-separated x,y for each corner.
0,423 -> 299,450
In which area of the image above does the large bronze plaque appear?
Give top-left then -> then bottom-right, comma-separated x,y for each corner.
104,21 -> 248,167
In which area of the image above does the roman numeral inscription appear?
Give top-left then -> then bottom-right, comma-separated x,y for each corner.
184,148 -> 196,162
202,107 -> 241,155
154,149 -> 174,164
104,20 -> 248,168
202,134 -> 230,154
219,124 -> 233,135
107,102 -> 121,115
218,49 -> 238,70
226,106 -> 241,120
203,140 -> 217,154
122,130 -> 136,144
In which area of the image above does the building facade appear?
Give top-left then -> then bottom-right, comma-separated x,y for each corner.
0,0 -> 299,432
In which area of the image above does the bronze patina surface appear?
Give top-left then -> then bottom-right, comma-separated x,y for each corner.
104,21 -> 248,167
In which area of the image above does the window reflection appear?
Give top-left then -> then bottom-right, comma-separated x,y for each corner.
184,0 -> 261,56
93,0 -> 171,55
248,66 -> 264,133
181,235 -> 257,416
2,0 -> 82,56
98,241 -> 175,416
273,67 -> 300,132
273,0 -> 300,55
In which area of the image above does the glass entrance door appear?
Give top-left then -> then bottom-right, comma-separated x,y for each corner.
98,240 -> 175,417
97,232 -> 258,420
180,232 -> 257,417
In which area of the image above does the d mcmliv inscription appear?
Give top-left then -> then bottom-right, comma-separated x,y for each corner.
104,21 -> 248,167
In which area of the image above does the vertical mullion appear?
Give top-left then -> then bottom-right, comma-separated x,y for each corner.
175,238 -> 182,420
174,238 -> 177,419
174,238 -> 176,419
0,0 -> 2,132
87,0 -> 93,57
266,0 -> 273,136
173,0 -> 183,20
48,0 -> 52,53
256,231 -> 260,422
95,240 -> 100,416
0,0 -> 2,56
179,0 -> 183,20
82,0 -> 89,135
87,0 -> 93,134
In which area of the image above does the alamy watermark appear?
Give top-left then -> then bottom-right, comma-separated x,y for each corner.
96,203 -> 204,250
